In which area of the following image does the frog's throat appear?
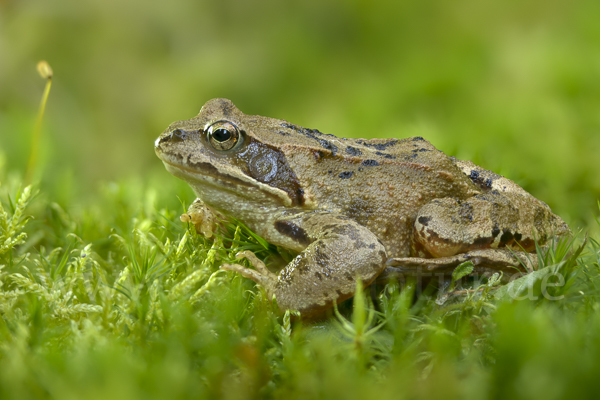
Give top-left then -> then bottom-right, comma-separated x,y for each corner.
160,159 -> 295,207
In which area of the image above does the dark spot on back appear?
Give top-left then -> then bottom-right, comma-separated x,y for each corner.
316,138 -> 337,155
375,151 -> 396,159
346,146 -> 362,156
467,168 -> 502,191
339,171 -> 354,179
313,150 -> 325,161
281,122 -> 338,155
412,148 -> 431,153
358,139 -> 399,150
459,202 -> 474,222
361,159 -> 379,167
412,136 -> 426,141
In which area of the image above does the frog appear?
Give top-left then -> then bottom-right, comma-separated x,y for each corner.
155,98 -> 570,317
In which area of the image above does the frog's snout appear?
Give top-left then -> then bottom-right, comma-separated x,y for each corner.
157,128 -> 188,146
155,125 -> 201,152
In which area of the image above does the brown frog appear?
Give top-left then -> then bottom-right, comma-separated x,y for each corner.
155,98 -> 570,316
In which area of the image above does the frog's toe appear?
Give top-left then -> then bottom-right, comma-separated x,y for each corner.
220,251 -> 278,287
221,263 -> 271,286
181,200 -> 221,238
234,250 -> 273,275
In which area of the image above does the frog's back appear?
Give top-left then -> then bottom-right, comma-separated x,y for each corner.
271,124 -> 480,257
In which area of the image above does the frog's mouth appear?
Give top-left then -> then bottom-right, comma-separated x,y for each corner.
160,158 -> 254,190
159,157 -> 294,207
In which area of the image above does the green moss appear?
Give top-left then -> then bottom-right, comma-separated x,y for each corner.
0,167 -> 599,399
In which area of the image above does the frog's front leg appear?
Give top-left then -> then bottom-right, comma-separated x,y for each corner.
180,199 -> 223,238
221,211 -> 387,316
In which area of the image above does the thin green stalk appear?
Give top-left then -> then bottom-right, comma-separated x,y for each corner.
25,61 -> 53,184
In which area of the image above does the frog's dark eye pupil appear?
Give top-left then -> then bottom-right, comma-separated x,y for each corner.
206,121 -> 242,151
212,128 -> 231,142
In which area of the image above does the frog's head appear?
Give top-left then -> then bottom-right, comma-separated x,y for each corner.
155,98 -> 306,212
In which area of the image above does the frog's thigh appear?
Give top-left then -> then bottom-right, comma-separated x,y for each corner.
413,192 -> 549,258
224,212 -> 387,317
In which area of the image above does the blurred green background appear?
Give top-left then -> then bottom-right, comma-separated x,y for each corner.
1,0 -> 599,228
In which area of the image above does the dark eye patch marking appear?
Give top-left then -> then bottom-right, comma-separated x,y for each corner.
233,138 -> 305,205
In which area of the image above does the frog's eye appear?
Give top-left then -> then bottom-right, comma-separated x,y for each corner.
206,121 -> 242,151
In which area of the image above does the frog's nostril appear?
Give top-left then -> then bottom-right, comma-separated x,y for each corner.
170,129 -> 186,143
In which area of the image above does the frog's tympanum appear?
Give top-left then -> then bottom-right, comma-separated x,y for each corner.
155,98 -> 570,316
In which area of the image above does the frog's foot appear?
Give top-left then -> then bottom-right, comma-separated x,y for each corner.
220,250 -> 278,292
384,249 -> 538,282
180,199 -> 222,238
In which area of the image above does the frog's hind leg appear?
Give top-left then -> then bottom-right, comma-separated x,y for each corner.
396,185 -> 569,282
412,191 -> 569,260
383,248 -> 537,283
